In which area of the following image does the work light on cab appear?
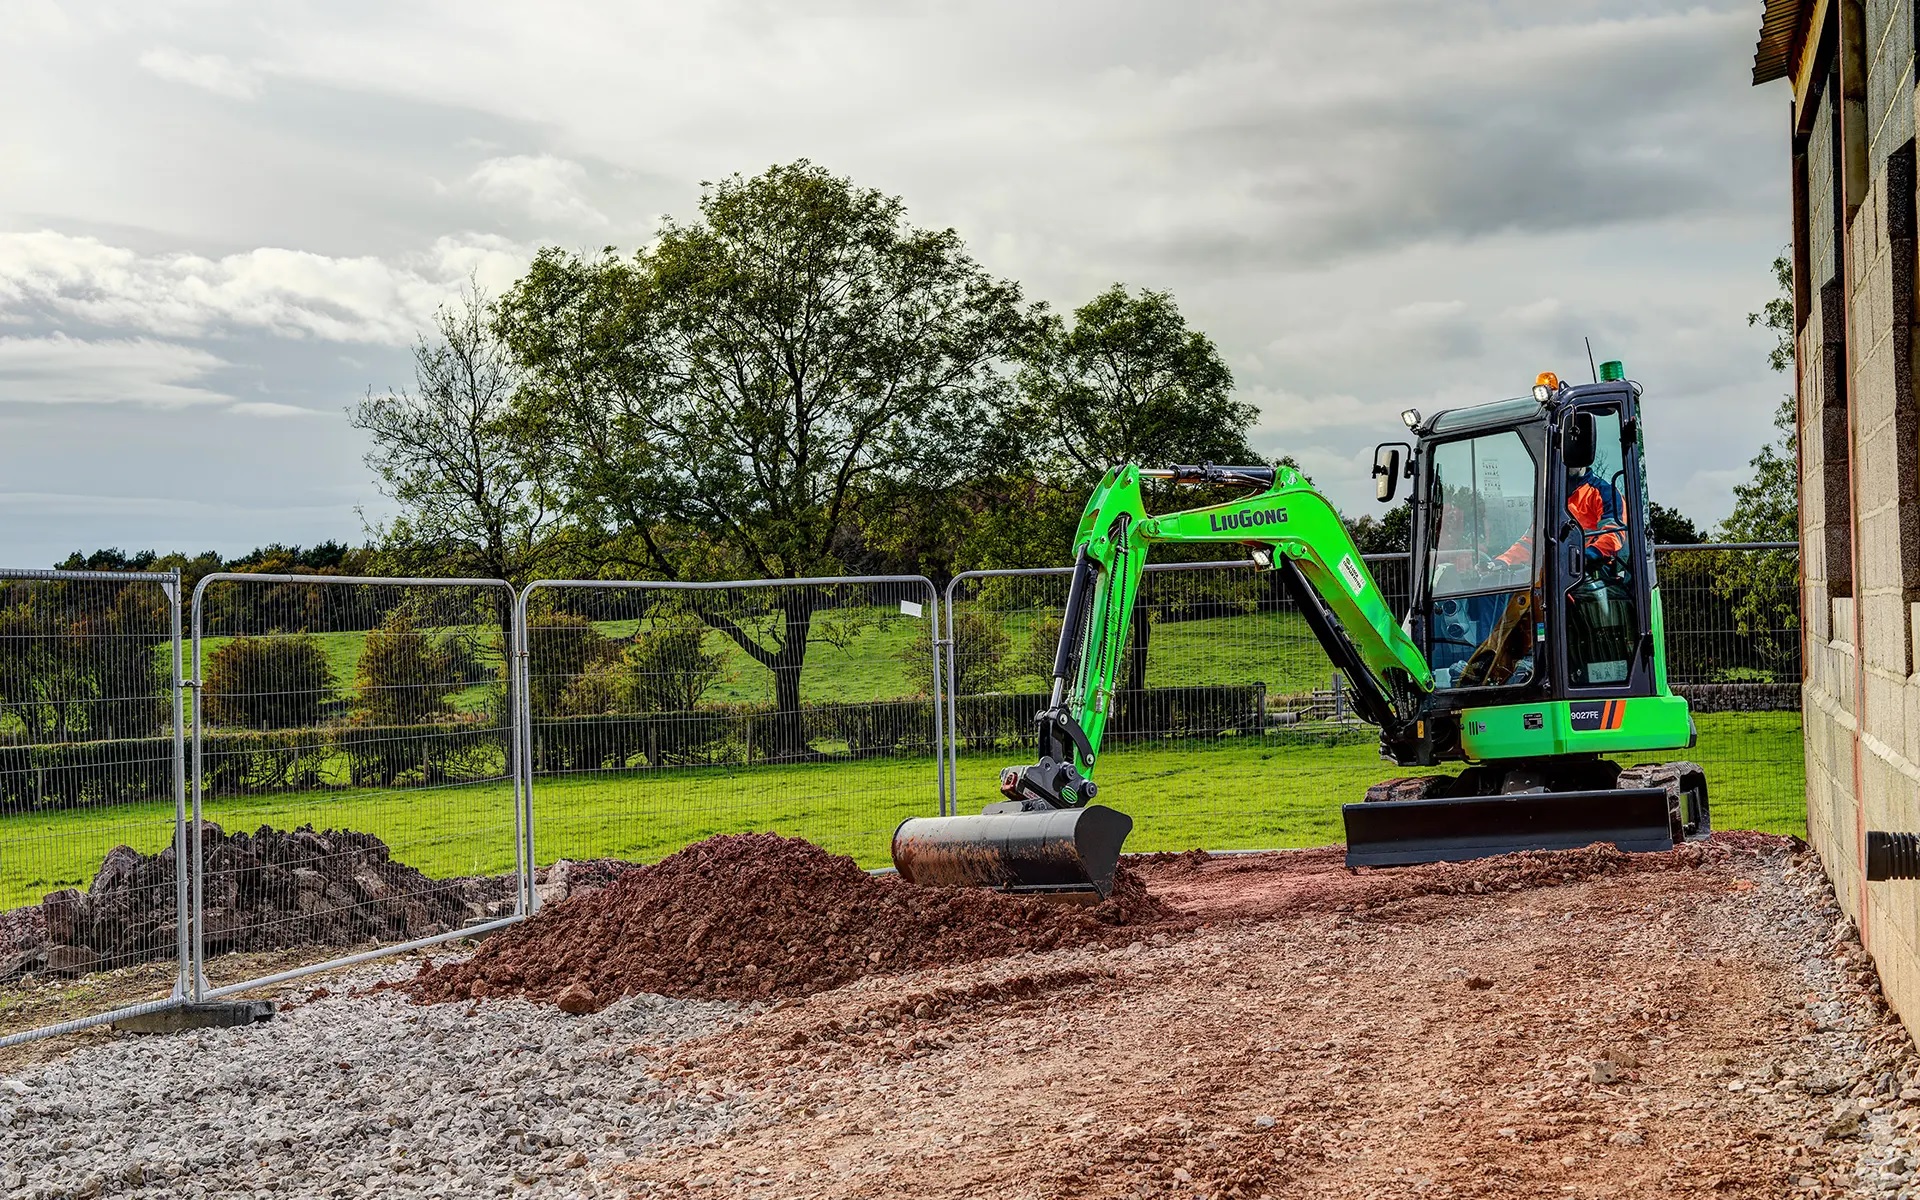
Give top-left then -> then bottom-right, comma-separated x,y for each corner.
1533,371 -> 1559,403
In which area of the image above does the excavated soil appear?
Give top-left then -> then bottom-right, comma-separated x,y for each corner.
396,834 -> 1178,1010
607,833 -> 1920,1199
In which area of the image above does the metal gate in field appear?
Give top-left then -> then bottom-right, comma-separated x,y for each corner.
186,573 -> 527,1001
512,575 -> 945,905
0,568 -> 189,1047
0,543 -> 1801,1048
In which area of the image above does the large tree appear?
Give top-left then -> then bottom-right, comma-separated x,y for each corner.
1716,252 -> 1799,677
353,286 -> 560,589
1017,284 -> 1257,477
1007,284 -> 1263,695
494,161 -> 1037,755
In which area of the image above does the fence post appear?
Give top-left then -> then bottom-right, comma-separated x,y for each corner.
515,584 -> 540,916
167,570 -> 190,1003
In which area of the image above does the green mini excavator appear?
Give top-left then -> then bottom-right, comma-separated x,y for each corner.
892,363 -> 1709,898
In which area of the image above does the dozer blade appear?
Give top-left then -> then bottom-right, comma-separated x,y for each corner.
891,804 -> 1133,901
1342,786 -> 1674,868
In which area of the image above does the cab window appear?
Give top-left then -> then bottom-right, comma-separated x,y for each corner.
1425,431 -> 1537,599
1424,431 -> 1538,690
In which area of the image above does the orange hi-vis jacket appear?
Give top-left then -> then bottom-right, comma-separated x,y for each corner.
1494,477 -> 1626,567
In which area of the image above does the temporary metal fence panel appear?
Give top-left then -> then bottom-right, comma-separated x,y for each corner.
189,574 -> 524,1000
0,569 -> 188,1048
1650,542 -> 1803,835
516,576 -> 943,890
944,544 -> 1805,846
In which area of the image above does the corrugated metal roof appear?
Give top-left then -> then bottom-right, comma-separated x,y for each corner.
1753,0 -> 1809,85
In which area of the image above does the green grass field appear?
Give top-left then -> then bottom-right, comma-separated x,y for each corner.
0,711 -> 1806,909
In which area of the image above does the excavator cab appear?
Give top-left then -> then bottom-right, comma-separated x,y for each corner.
1346,364 -> 1702,865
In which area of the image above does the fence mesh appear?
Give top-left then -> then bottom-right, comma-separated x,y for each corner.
519,577 -> 942,873
0,570 -> 185,1044
191,576 -> 522,997
1652,543 -> 1803,837
945,546 -> 1805,848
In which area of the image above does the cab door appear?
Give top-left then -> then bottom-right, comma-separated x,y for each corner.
1551,390 -> 1656,704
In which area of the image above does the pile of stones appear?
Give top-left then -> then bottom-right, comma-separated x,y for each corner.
2,823 -> 515,981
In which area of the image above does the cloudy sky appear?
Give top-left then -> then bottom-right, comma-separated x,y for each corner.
0,0 -> 1788,567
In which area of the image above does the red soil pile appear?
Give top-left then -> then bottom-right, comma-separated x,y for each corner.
396,833 -> 1181,1012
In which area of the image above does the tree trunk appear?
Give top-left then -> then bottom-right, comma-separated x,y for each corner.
770,658 -> 807,761
768,590 -> 817,760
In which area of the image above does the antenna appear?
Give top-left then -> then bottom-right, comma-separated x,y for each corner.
1584,337 -> 1598,383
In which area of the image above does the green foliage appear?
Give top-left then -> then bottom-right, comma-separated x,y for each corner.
495,161 -> 1037,750
351,612 -> 463,726
1719,393 -> 1798,546
902,605 -> 1010,696
0,582 -> 168,744
1714,392 -> 1800,672
203,636 -> 335,729
1647,503 -> 1702,545
1747,252 -> 1795,374
496,160 -> 1037,584
559,618 -> 727,715
1012,612 -> 1065,683
1017,284 -> 1255,478
526,614 -> 623,716
1345,504 -> 1411,554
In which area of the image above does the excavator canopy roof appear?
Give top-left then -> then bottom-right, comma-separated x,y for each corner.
1421,380 -> 1638,438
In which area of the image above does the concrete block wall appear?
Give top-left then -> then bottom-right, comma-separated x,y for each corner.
1797,0 -> 1920,1041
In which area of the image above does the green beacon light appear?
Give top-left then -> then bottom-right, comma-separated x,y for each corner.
1598,359 -> 1626,382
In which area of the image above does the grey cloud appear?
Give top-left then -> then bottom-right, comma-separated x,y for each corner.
0,231 -> 531,345
0,334 -> 232,407
137,46 -> 261,99
1118,10 -> 1770,269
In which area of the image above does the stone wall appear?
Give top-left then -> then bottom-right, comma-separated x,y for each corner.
1794,0 -> 1920,1038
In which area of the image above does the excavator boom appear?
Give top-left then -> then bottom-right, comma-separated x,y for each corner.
895,462 -> 1437,898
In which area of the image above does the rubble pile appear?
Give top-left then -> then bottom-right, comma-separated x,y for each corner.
3,823 -> 514,981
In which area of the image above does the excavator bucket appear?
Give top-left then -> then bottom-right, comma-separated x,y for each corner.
891,804 -> 1133,901
1341,786 -> 1675,868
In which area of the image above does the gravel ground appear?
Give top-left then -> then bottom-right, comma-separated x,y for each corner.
0,959 -> 748,1199
8,835 -> 1920,1199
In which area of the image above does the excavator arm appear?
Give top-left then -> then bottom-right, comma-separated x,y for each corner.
999,462 -> 1434,810
892,462 -> 1438,900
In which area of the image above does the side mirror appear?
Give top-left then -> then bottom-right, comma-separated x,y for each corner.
1372,443 -> 1406,502
1563,412 -> 1596,470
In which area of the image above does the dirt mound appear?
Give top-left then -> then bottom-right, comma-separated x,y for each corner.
396,833 -> 1182,1011
1136,831 -> 1799,922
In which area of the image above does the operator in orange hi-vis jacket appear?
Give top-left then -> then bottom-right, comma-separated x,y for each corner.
1492,467 -> 1628,571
